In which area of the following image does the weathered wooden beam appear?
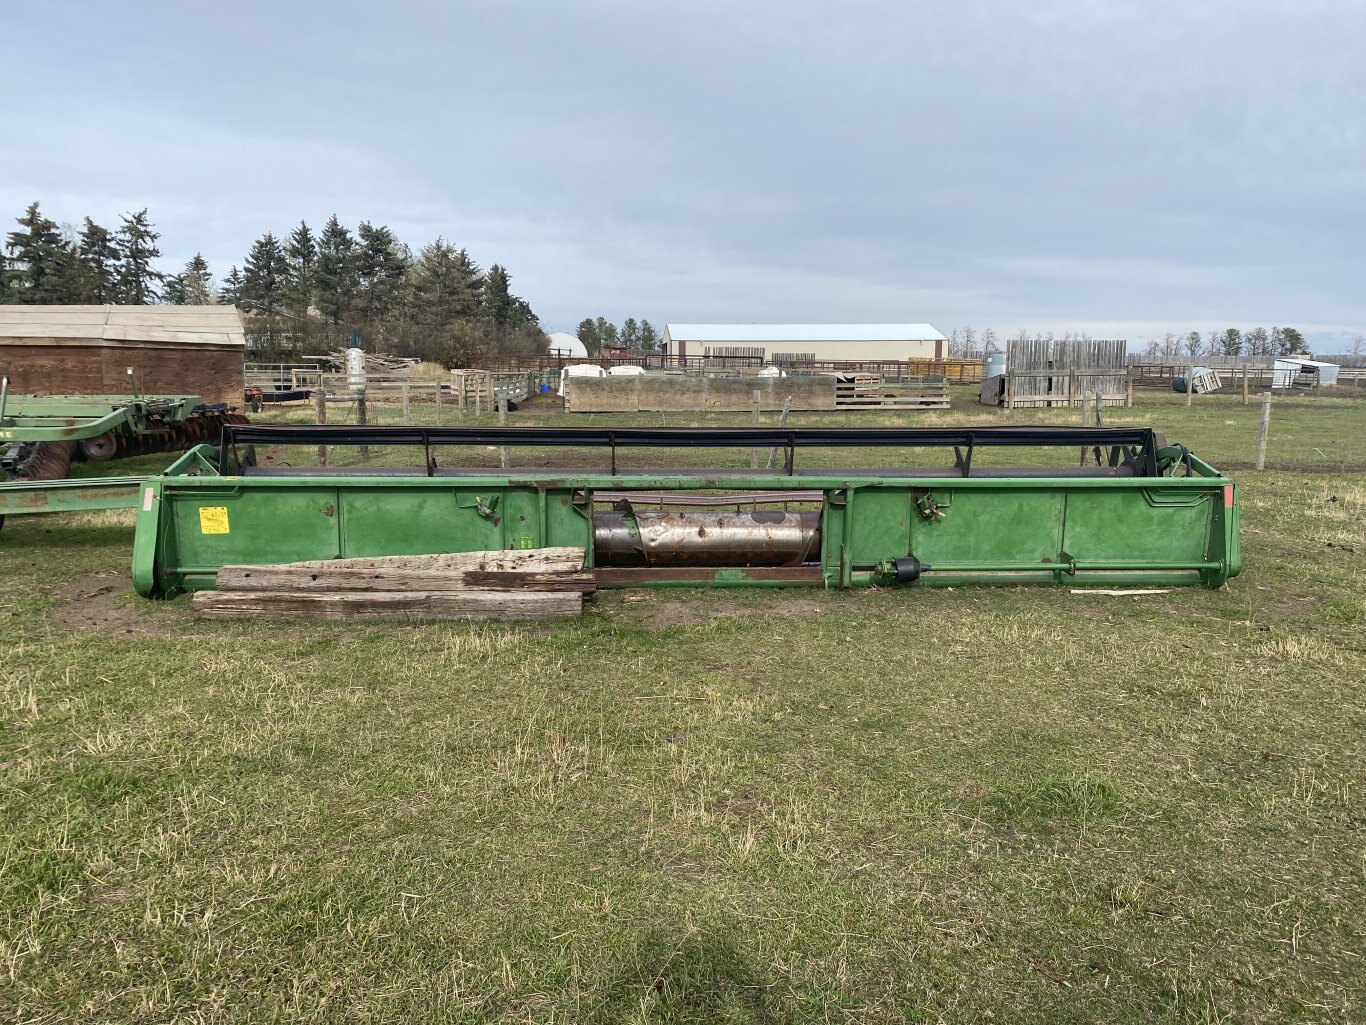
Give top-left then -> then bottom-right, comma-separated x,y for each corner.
215,565 -> 594,593
191,589 -> 581,621
461,571 -> 595,592
278,548 -> 586,573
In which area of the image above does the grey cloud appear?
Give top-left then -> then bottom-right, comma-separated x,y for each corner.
1,0 -> 1361,345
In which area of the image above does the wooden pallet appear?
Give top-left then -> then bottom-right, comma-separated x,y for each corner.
834,375 -> 950,409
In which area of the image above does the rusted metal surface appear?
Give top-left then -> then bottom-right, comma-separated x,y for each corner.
593,566 -> 824,586
592,490 -> 825,506
593,509 -> 820,566
17,441 -> 75,481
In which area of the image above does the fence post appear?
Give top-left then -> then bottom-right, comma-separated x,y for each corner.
766,396 -> 792,470
1255,392 -> 1271,470
1125,366 -> 1134,408
750,389 -> 761,469
1005,372 -> 1014,410
1185,359 -> 1195,406
1094,389 -> 1103,427
1079,395 -> 1091,466
313,387 -> 327,467
1068,368 -> 1076,408
401,382 -> 411,425
498,397 -> 508,468
435,383 -> 443,425
357,391 -> 368,459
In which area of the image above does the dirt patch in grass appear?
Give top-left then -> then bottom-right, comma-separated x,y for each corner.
611,593 -> 830,630
1262,594 -> 1323,617
47,572 -> 159,637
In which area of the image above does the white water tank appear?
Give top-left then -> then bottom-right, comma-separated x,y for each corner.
985,353 -> 1006,379
346,346 -> 367,394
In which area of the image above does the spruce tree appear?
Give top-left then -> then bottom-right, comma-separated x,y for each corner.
76,217 -> 120,302
315,215 -> 357,338
356,222 -> 409,336
115,209 -> 164,304
5,201 -> 77,303
162,271 -> 188,305
284,222 -> 317,348
620,317 -> 641,351
482,264 -> 515,342
242,233 -> 288,312
187,254 -> 214,304
242,233 -> 290,352
639,320 -> 658,352
577,318 -> 600,351
219,266 -> 244,305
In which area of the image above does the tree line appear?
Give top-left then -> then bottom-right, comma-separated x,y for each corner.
575,316 -> 660,354
1,201 -> 547,366
947,326 -> 1310,360
1136,327 -> 1308,360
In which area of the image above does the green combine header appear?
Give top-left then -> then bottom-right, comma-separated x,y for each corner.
128,424 -> 1239,596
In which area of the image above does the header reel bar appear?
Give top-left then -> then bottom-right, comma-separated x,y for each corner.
216,424 -> 1163,478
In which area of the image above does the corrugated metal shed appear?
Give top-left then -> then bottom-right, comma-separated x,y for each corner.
665,323 -> 947,343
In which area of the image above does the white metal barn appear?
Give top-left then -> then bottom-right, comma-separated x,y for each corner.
661,324 -> 947,363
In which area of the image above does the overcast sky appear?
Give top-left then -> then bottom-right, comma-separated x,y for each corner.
3,0 -> 1363,349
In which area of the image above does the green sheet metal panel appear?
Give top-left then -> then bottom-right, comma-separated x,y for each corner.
1061,487 -> 1214,565
166,486 -> 342,568
339,487 -> 503,557
909,488 -> 1065,566
846,489 -> 912,566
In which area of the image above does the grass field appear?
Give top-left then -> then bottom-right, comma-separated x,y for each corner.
3,388 -> 1363,1023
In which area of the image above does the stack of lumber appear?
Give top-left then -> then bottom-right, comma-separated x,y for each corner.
312,350 -> 421,373
190,547 -> 591,621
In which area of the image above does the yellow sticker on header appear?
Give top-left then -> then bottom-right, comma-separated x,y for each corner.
198,506 -> 230,534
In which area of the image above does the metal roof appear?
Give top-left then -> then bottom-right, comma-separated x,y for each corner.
0,304 -> 245,346
664,323 -> 947,343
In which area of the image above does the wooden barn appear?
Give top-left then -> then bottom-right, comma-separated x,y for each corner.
0,305 -> 246,408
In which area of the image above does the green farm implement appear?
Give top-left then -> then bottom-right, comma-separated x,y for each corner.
129,424 -> 1239,596
0,390 -> 247,479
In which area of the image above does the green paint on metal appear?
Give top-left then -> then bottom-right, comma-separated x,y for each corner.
0,475 -> 151,517
131,443 -> 1240,597
0,393 -> 206,443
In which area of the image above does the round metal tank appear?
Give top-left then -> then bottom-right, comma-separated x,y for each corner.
594,509 -> 820,566
985,353 -> 1007,379
346,347 -> 367,394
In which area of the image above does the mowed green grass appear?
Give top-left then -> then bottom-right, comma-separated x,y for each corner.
3,391 -> 1364,1023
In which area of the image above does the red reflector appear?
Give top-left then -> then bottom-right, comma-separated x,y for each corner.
1224,485 -> 1234,508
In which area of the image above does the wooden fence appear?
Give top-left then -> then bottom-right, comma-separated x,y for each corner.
1000,339 -> 1128,407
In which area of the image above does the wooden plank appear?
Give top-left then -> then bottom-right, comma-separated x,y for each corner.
458,571 -> 595,592
281,547 -> 587,572
215,565 -> 595,593
191,589 -> 581,621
